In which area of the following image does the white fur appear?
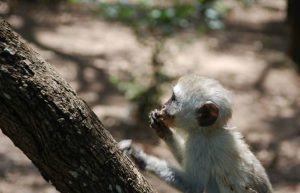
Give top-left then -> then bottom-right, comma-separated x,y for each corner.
184,128 -> 272,193
129,75 -> 272,193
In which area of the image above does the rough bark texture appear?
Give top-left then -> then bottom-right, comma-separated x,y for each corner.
287,0 -> 300,70
0,19 -> 156,193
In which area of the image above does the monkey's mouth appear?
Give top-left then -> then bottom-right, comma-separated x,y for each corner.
158,109 -> 175,127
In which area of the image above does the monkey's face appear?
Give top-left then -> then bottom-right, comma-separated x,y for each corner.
157,91 -> 178,128
159,75 -> 232,132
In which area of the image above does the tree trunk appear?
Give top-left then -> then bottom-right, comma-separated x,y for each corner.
0,19 -> 156,193
287,0 -> 300,71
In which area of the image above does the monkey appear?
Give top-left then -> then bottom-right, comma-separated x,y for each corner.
119,75 -> 273,193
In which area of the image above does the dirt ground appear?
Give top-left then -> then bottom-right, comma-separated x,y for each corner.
0,0 -> 299,193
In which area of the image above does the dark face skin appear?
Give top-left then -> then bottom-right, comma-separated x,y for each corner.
149,89 -> 220,139
160,91 -> 219,128
159,91 -> 177,127
149,92 -> 177,139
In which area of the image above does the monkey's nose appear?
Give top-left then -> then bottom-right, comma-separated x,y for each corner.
156,106 -> 166,118
161,106 -> 173,119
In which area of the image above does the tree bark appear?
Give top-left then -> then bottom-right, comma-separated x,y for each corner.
0,19 -> 156,193
287,0 -> 300,71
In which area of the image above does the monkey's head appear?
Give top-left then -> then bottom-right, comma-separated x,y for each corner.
159,75 -> 233,132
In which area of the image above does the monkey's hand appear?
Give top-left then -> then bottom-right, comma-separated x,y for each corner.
118,139 -> 147,170
149,109 -> 173,140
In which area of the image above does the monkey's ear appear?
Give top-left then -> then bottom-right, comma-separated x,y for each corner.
196,101 -> 219,127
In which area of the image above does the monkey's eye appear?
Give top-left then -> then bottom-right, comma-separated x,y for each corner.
170,92 -> 176,101
163,91 -> 177,107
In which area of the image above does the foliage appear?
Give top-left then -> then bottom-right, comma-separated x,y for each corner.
65,0 -> 229,37
110,42 -> 173,121
66,0 -> 230,120
94,0 -> 227,37
239,0 -> 255,7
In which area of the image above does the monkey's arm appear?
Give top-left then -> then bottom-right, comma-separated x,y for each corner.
246,179 -> 272,193
119,141 -> 204,193
244,166 -> 273,193
215,172 -> 272,193
149,110 -> 184,165
164,132 -> 184,165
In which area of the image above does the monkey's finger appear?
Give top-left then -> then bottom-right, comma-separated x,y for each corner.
118,140 -> 146,169
149,109 -> 161,120
149,111 -> 164,125
150,121 -> 163,131
149,111 -> 157,121
149,112 -> 160,127
150,118 -> 168,132
118,139 -> 133,151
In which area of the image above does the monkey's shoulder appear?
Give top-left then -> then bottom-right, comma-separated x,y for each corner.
208,130 -> 272,193
184,129 -> 247,172
185,129 -> 249,157
185,129 -> 263,175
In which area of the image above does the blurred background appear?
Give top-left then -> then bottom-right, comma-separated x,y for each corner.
0,0 -> 299,192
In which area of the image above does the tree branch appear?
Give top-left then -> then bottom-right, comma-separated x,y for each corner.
0,19 -> 156,193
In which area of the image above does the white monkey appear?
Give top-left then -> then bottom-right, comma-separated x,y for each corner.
119,75 -> 272,193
